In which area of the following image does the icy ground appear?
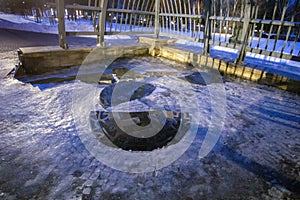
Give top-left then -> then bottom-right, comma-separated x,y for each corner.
0,13 -> 300,199
0,43 -> 300,199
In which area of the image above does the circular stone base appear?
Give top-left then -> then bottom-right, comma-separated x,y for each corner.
94,111 -> 189,151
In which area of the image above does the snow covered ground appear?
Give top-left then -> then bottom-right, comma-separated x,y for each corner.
1,47 -> 300,199
0,12 -> 153,35
0,12 -> 300,199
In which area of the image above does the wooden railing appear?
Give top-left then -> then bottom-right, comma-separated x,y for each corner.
52,0 -> 300,63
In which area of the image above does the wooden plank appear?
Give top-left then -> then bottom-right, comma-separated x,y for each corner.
219,0 -> 223,45
104,31 -> 154,35
145,0 -> 155,30
271,1 -> 288,54
48,2 -> 104,11
159,13 -> 204,19
56,0 -> 67,49
65,4 -> 102,11
280,0 -> 299,57
97,0 -> 108,46
209,16 -> 242,22
212,0 -> 216,45
231,0 -> 239,49
66,31 -> 101,36
119,0 -> 126,32
224,0 -> 230,46
249,2 -> 259,49
209,40 -> 242,49
183,0 -> 188,35
128,0 -> 136,32
236,0 -> 252,63
240,0 -> 251,45
174,0 -> 179,33
250,19 -> 300,27
160,31 -> 202,41
264,0 -> 278,51
92,0 -> 98,30
165,0 -> 171,33
132,0 -> 141,29
154,0 -> 160,38
203,0 -> 211,55
246,47 -> 293,60
170,0 -> 175,32
161,0 -> 168,32
255,0 -> 269,49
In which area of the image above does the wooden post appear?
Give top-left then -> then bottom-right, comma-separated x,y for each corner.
236,0 -> 252,63
240,0 -> 251,43
154,0 -> 160,38
203,0 -> 211,55
56,0 -> 67,49
98,0 -> 108,46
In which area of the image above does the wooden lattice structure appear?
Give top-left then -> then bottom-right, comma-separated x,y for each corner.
50,0 -> 300,63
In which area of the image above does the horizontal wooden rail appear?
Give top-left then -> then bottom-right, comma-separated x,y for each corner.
159,15 -> 300,27
209,16 -> 244,22
65,4 -> 102,11
47,2 -> 103,11
66,31 -> 101,36
159,13 -> 204,19
246,47 -> 294,60
250,19 -> 300,27
105,31 -> 154,35
107,8 -> 155,16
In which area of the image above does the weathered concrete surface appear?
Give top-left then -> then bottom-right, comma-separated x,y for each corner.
14,34 -> 300,93
17,46 -> 93,75
16,45 -> 149,76
140,37 -> 300,93
138,36 -> 176,47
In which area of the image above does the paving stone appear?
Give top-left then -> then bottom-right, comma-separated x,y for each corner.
82,187 -> 92,200
0,37 -> 299,199
84,180 -> 94,188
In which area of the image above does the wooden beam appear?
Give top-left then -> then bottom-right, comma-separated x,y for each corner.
159,13 -> 204,19
154,0 -> 160,38
203,0 -> 211,55
48,2 -> 102,11
65,4 -> 102,11
98,0 -> 108,46
236,0 -> 252,63
66,31 -> 101,36
56,0 -> 67,49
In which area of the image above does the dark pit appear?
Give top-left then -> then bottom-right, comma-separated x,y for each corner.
91,111 -> 189,151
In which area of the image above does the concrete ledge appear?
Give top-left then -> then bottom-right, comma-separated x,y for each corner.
15,36 -> 300,93
138,36 -> 176,46
16,45 -> 149,76
156,44 -> 300,93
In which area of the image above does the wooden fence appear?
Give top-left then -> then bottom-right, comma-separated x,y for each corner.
51,0 -> 300,63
